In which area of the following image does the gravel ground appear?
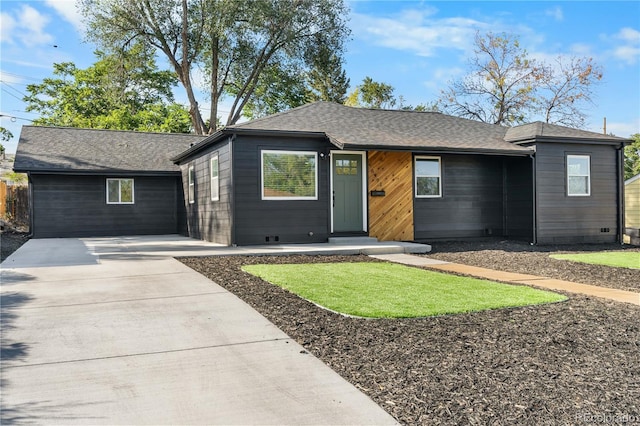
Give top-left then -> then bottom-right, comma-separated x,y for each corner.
426,239 -> 639,293
180,251 -> 640,425
0,230 -> 30,262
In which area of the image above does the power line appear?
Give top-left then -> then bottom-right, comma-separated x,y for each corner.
1,86 -> 24,102
0,71 -> 43,82
1,81 -> 27,98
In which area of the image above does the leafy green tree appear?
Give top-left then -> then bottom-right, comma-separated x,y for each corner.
345,77 -> 397,109
231,62 -> 308,121
80,0 -> 350,134
24,45 -> 191,132
305,41 -> 350,103
625,134 -> 640,180
0,127 -> 12,155
0,127 -> 12,142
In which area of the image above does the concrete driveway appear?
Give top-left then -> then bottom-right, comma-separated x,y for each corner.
1,236 -> 397,425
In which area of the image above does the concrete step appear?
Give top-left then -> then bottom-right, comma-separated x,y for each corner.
328,236 -> 379,244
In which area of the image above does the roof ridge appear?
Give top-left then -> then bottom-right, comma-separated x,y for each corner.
231,102 -> 325,128
22,125 -> 204,138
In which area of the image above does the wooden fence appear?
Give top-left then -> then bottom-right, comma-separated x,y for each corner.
0,181 -> 29,227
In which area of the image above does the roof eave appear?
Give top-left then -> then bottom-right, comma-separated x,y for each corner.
15,169 -> 181,176
510,135 -> 631,146
171,128 -> 338,163
340,144 -> 533,156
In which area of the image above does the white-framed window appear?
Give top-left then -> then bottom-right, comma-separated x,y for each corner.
106,178 -> 134,204
415,156 -> 442,198
188,165 -> 195,204
567,154 -> 591,196
261,150 -> 318,200
210,154 -> 219,201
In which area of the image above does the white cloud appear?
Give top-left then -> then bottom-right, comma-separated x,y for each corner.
605,27 -> 640,65
350,9 -> 491,57
614,27 -> 640,64
0,12 -> 17,44
0,70 -> 24,84
44,0 -> 85,33
616,27 -> 640,43
545,6 -> 564,22
18,5 -> 54,47
1,5 -> 54,47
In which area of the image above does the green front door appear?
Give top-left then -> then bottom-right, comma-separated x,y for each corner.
333,153 -> 364,232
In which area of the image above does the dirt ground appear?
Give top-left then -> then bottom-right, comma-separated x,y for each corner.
2,232 -> 637,424
180,247 -> 639,425
0,230 -> 30,262
426,239 -> 639,292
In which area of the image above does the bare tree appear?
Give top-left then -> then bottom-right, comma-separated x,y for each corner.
537,56 -> 603,128
439,32 -> 546,126
440,32 -> 604,129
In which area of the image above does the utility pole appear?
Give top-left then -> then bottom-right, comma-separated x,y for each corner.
603,117 -> 607,135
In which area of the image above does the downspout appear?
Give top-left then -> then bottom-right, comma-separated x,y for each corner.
617,144 -> 625,244
530,153 -> 537,245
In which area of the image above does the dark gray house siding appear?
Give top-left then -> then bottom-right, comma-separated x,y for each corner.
504,156 -> 534,239
232,135 -> 332,246
180,139 -> 233,245
30,174 -> 184,238
413,155 -> 534,241
414,155 -> 505,240
534,142 -> 619,244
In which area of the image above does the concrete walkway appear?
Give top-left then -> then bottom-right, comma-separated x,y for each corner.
1,236 -> 399,425
372,254 -> 640,306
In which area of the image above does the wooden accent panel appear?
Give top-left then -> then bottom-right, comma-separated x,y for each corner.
368,151 -> 414,241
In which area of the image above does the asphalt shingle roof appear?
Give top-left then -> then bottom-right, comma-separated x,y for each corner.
230,102 -> 533,154
14,126 -> 204,173
504,121 -> 629,143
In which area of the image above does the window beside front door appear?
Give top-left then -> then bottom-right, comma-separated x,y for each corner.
415,156 -> 442,198
261,150 -> 318,200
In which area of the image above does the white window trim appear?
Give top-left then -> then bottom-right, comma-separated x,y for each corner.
188,165 -> 195,204
414,156 -> 442,198
106,178 -> 135,204
210,154 -> 219,201
567,154 -> 591,197
261,150 -> 318,201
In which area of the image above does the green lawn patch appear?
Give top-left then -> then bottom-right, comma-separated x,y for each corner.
241,262 -> 566,318
550,251 -> 640,269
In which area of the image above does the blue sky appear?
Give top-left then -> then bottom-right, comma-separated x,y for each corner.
1,0 -> 639,154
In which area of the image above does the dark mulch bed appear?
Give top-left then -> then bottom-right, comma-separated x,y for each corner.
0,230 -> 30,262
180,254 -> 640,425
425,239 -> 640,293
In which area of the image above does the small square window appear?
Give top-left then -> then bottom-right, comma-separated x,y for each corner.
106,179 -> 134,204
567,155 -> 590,196
415,157 -> 442,198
